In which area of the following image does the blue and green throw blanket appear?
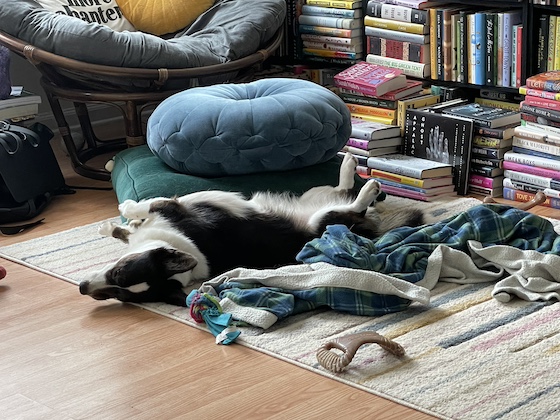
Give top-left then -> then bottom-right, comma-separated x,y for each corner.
192,204 -> 560,338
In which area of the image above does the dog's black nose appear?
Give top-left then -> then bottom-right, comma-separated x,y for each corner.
79,281 -> 89,295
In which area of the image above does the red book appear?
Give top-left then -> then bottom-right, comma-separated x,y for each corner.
514,25 -> 523,88
526,70 -> 560,93
523,95 -> 560,110
334,62 -> 407,97
377,80 -> 423,100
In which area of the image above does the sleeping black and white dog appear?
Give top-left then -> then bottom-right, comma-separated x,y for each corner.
79,153 -> 424,306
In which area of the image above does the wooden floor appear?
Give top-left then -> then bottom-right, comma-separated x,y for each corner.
2,143 -> 559,420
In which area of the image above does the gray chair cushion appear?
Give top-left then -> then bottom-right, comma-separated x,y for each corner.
146,78 -> 352,176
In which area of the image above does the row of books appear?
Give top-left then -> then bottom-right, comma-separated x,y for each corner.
363,0 -> 431,79
0,88 -> 41,122
536,14 -> 560,74
499,70 -> 560,209
298,0 -> 365,64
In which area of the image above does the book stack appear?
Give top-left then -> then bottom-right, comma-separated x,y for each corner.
341,117 -> 403,158
363,0 -> 432,78
298,0 -> 364,65
334,61 -> 440,130
437,102 -> 521,197
494,70 -> 560,208
359,153 -> 456,201
0,88 -> 41,122
501,125 -> 560,208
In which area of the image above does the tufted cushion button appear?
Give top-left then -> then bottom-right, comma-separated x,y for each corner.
146,78 -> 352,176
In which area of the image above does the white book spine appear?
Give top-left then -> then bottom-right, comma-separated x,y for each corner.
504,170 -> 552,188
512,136 -> 560,156
302,5 -> 361,18
300,34 -> 360,45
504,151 -> 560,172
298,15 -> 361,30
366,54 -> 429,78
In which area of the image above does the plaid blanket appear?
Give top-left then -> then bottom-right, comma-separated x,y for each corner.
199,204 -> 560,328
297,204 -> 560,283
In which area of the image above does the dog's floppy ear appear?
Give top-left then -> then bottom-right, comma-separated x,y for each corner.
153,248 -> 198,275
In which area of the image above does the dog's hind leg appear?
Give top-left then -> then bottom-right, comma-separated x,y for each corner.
336,152 -> 358,191
98,221 -> 135,243
118,198 -> 170,220
307,180 -> 382,231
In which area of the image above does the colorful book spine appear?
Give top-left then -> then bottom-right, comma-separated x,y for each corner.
366,37 -> 430,63
520,86 -> 560,101
303,41 -> 362,52
503,187 -> 560,209
363,16 -> 428,34
366,1 -> 428,24
302,5 -> 362,18
346,104 -> 396,118
505,150 -> 560,171
366,169 -> 438,188
502,12 -> 520,88
340,93 -> 398,109
512,24 -> 523,88
484,12 -> 495,86
555,16 -> 560,70
300,34 -> 361,45
299,15 -> 361,30
502,160 -> 560,179
379,184 -> 446,201
496,12 -> 504,86
520,102 -> 560,124
299,25 -> 361,38
351,113 -> 396,125
474,12 -> 486,85
364,26 -> 429,43
512,146 -> 560,162
429,8 -> 437,80
523,96 -> 560,110
303,48 -> 360,59
512,136 -> 560,157
305,0 -> 362,9
469,174 -> 504,189
467,13 -> 476,84
547,15 -> 556,71
365,54 -> 430,78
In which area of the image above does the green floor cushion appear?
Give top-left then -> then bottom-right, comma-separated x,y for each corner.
111,145 -> 361,203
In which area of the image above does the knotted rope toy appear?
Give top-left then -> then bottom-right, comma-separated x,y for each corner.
187,290 -> 240,345
316,331 -> 405,373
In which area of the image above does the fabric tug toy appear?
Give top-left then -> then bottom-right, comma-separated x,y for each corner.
187,290 -> 240,345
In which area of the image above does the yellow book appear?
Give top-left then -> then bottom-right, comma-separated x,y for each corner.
363,16 -> 428,35
397,94 -> 441,135
555,16 -> 560,70
429,8 -> 437,80
368,168 -> 452,188
305,0 -> 362,9
346,103 -> 396,119
474,97 -> 520,113
350,112 -> 396,125
548,16 -> 557,71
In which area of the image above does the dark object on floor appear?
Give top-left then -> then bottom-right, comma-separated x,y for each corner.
0,122 -> 65,223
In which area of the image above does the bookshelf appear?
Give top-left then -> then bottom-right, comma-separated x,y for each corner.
282,0 -> 557,98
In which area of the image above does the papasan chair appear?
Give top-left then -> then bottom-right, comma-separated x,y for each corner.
0,0 -> 286,180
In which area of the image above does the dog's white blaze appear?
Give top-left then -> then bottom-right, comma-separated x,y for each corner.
125,282 -> 151,293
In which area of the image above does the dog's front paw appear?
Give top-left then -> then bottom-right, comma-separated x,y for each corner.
119,200 -> 141,219
98,221 -> 116,236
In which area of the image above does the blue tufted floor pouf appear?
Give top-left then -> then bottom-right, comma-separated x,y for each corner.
146,78 -> 352,176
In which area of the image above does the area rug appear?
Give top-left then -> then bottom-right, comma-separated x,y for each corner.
2,196 -> 560,420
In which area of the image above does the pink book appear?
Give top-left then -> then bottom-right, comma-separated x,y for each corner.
523,96 -> 560,110
469,174 -> 504,189
334,62 -> 407,97
502,160 -> 560,179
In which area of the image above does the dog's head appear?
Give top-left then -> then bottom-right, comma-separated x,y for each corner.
79,247 -> 198,306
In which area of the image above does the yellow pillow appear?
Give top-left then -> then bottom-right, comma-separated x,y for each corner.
116,0 -> 215,35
